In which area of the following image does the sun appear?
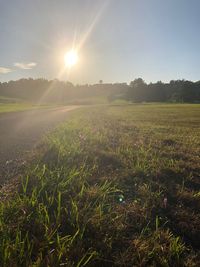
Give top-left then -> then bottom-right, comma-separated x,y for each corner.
64,50 -> 78,67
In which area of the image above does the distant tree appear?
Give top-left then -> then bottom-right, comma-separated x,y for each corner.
182,81 -> 196,102
127,78 -> 147,102
148,81 -> 167,102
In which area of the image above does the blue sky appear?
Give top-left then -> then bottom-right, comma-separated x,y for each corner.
0,0 -> 200,84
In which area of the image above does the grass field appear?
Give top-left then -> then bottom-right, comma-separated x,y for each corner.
0,104 -> 200,266
0,103 -> 41,113
0,96 -> 33,113
0,97 -> 55,113
0,95 -> 60,113
0,96 -> 23,103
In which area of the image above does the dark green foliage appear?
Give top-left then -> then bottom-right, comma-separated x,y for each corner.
0,79 -> 128,104
1,77 -> 200,104
127,78 -> 200,103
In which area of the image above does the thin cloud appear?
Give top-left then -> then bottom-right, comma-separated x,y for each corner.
0,67 -> 13,74
14,62 -> 37,70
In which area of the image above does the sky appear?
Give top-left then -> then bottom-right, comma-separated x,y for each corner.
0,0 -> 200,84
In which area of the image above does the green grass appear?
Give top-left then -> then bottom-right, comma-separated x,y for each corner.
0,102 -> 57,113
64,96 -> 108,105
0,96 -> 23,104
0,95 -> 59,113
0,104 -> 200,266
0,96 -> 35,113
0,103 -> 38,113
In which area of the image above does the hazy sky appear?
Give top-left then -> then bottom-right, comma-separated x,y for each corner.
1,0 -> 200,84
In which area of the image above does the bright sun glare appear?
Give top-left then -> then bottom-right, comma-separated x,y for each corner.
64,50 -> 78,67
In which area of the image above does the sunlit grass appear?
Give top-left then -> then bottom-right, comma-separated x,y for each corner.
0,103 -> 56,113
0,104 -> 199,266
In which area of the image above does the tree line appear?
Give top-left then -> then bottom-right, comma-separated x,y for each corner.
0,78 -> 127,104
125,78 -> 200,103
0,78 -> 200,103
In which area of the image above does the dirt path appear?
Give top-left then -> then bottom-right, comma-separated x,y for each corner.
0,106 -> 79,184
